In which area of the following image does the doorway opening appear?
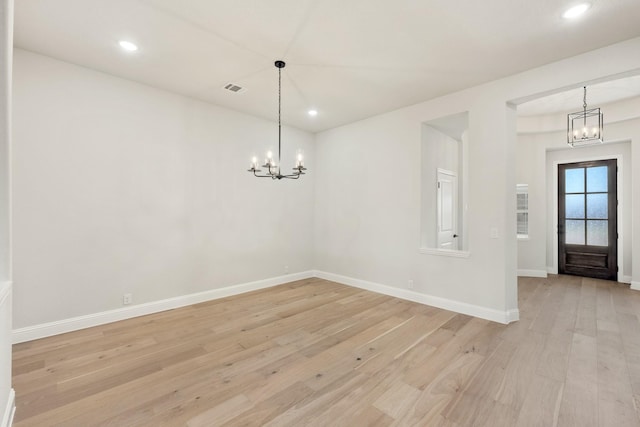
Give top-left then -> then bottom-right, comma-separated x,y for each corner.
558,159 -> 617,280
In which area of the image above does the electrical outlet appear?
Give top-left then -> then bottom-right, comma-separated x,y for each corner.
408,280 -> 414,289
123,293 -> 132,305
490,227 -> 499,239
284,265 -> 289,274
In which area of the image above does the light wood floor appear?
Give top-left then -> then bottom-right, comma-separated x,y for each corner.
12,275 -> 640,426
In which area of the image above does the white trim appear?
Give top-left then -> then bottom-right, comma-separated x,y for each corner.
620,275 -> 632,284
631,281 -> 640,291
313,270 -> 517,324
517,269 -> 548,278
1,388 -> 15,427
547,266 -> 557,275
0,286 -> 12,427
13,271 -> 314,343
552,154 -> 625,279
506,309 -> 521,323
419,247 -> 471,258
0,282 -> 10,307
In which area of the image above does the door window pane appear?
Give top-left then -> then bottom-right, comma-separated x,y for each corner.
566,220 -> 585,245
565,194 -> 585,218
565,168 -> 584,193
587,220 -> 608,246
587,166 -> 608,193
587,193 -> 608,219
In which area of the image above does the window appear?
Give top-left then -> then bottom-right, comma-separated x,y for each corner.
517,184 -> 528,238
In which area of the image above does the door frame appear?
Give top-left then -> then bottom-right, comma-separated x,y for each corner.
551,154 -> 625,280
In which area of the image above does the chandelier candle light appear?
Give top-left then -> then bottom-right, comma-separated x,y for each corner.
248,60 -> 307,179
567,86 -> 603,147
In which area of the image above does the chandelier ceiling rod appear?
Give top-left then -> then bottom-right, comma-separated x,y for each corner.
277,60 -> 283,170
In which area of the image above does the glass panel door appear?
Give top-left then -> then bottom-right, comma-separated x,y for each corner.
558,160 -> 617,281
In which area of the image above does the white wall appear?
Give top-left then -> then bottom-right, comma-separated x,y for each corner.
12,49 -> 316,330
314,37 -> 640,322
0,0 -> 14,424
515,133 -> 548,275
314,97 -> 520,321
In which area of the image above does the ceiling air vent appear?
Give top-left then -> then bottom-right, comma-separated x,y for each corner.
223,83 -> 244,93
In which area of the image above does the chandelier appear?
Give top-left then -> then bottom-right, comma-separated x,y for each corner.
567,86 -> 603,147
248,60 -> 307,179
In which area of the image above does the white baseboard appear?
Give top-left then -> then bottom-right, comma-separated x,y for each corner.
517,269 -> 548,278
13,271 -> 314,344
620,275 -> 632,284
313,270 -> 518,325
547,266 -> 557,275
1,389 -> 15,427
506,309 -> 520,323
631,281 -> 640,291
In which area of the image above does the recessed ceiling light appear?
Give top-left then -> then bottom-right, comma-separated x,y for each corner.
562,3 -> 591,19
118,40 -> 139,52
308,110 -> 318,117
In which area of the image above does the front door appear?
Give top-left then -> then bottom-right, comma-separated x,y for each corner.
558,159 -> 617,280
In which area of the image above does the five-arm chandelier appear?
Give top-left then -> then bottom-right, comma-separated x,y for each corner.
567,86 -> 603,147
248,60 -> 307,180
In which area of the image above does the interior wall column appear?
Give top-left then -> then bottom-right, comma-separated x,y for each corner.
0,0 -> 15,425
632,130 -> 640,290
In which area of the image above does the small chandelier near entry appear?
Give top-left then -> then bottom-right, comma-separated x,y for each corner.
567,86 -> 603,147
248,60 -> 307,180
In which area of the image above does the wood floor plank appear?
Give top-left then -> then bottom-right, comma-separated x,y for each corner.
633,394 -> 640,422
12,275 -> 640,426
373,380 -> 421,419
597,329 -> 640,427
557,377 -> 598,427
186,393 -> 252,427
557,332 -> 598,427
514,374 -> 563,427
535,330 -> 572,382
493,329 -> 547,413
396,351 -> 486,425
617,311 -> 640,395
529,279 -> 564,334
575,278 -> 598,337
220,381 -> 315,426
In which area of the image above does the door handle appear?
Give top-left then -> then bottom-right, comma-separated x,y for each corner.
453,234 -> 458,238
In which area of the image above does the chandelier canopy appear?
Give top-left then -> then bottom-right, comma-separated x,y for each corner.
248,60 -> 307,180
567,86 -> 603,147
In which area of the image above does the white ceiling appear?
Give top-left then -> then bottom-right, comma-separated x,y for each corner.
14,0 -> 640,133
518,75 -> 640,116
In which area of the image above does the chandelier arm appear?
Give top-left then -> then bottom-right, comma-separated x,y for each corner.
280,174 -> 301,180
252,170 -> 276,178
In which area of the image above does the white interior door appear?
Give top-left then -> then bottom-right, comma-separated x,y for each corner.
437,169 -> 458,250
